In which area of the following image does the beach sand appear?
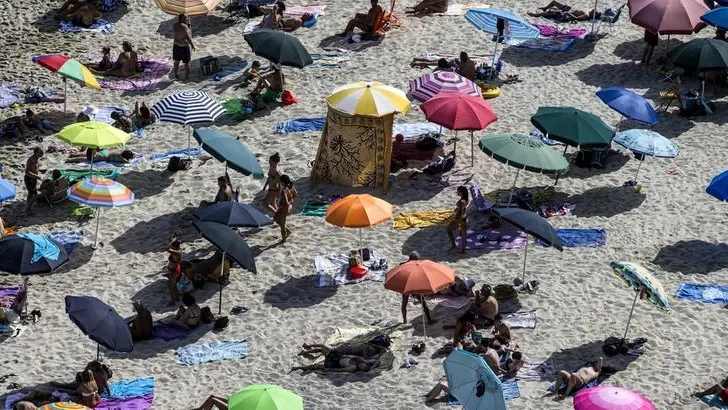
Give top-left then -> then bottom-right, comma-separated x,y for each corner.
0,0 -> 727,409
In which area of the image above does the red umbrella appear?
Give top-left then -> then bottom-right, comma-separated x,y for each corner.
420,92 -> 498,166
628,0 -> 707,35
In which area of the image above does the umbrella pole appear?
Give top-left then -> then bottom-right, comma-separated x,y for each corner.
633,157 -> 644,182
491,39 -> 499,69
470,131 -> 474,167
701,80 -> 706,100
508,169 -> 520,206
63,78 -> 68,114
187,126 -> 192,159
589,0 -> 598,35
218,251 -> 226,315
439,125 -> 443,138
554,145 -> 568,186
421,299 -> 427,338
622,288 -> 640,342
521,238 -> 529,283
93,207 -> 102,249
97,343 -> 100,361
359,228 -> 363,260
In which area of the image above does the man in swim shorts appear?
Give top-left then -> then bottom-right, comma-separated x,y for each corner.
24,147 -> 44,214
172,13 -> 196,79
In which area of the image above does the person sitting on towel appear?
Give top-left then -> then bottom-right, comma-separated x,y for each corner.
236,60 -> 262,89
133,101 -> 155,128
96,41 -> 139,77
694,376 -> 728,403
433,58 -> 453,72
66,149 -> 135,164
39,169 -> 69,201
128,301 -> 153,341
69,1 -> 101,27
250,63 -> 285,101
554,357 -> 603,397
201,174 -> 233,206
502,350 -> 524,379
491,314 -> 511,345
438,275 -> 475,297
454,52 -> 476,81
163,293 -> 201,329
339,0 -> 383,36
406,0 -> 448,16
450,285 -> 498,342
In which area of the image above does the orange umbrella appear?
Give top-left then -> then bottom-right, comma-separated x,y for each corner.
325,194 -> 393,253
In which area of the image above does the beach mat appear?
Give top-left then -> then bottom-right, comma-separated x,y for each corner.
151,323 -> 190,341
445,379 -> 519,404
99,58 -> 171,92
274,117 -> 326,133
535,228 -> 606,248
176,340 -> 248,365
512,37 -> 578,52
299,200 -> 329,216
313,250 -> 387,287
149,147 -> 204,163
57,168 -> 120,182
60,18 -> 115,34
96,393 -> 153,410
104,378 -> 155,399
455,229 -> 527,250
675,283 -> 728,304
48,230 -> 84,255
517,360 -> 555,381
699,395 -> 728,409
502,310 -> 536,329
393,210 -> 453,229
310,53 -> 351,67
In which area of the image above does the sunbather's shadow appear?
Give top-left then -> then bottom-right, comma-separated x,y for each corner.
499,38 -> 597,68
401,226 -> 495,263
566,186 -> 646,218
109,206 -> 197,254
653,240 -> 728,274
263,275 -> 337,309
156,15 -> 235,39
114,169 -> 174,200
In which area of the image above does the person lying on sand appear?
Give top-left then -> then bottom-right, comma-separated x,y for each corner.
406,0 -> 448,15
297,339 -> 390,360
162,294 -> 201,329
66,149 -> 135,164
424,377 -> 449,402
528,6 -> 599,21
0,116 -> 31,139
195,394 -> 228,410
23,110 -> 58,133
69,1 -> 101,27
291,354 -> 381,372
693,376 -> 728,403
554,356 -> 602,397
339,0 -> 382,36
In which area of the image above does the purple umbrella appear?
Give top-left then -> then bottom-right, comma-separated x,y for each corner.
409,71 -> 482,103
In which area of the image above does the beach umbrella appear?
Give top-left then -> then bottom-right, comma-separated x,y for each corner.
67,178 -> 134,249
151,90 -> 225,157
0,178 -> 15,202
194,202 -> 272,227
192,128 -> 264,178
609,261 -> 669,341
244,29 -> 313,68
327,81 -> 411,117
701,7 -> 728,30
0,234 -> 69,275
325,194 -> 393,256
32,54 -> 100,113
385,260 -> 455,337
479,133 -> 569,204
444,349 -> 507,410
614,129 -> 678,182
421,93 -> 498,166
57,121 -> 131,174
39,403 -> 90,410
465,8 -> 539,66
669,38 -> 728,97
628,0 -> 708,34
492,208 -> 562,282
596,87 -> 658,126
574,386 -> 657,410
65,295 -> 133,360
409,71 -> 482,103
228,384 -> 303,410
193,220 -> 257,314
706,169 -> 728,201
154,0 -> 220,15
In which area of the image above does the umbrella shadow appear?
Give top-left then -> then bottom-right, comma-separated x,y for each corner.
114,169 -> 174,200
498,38 -> 598,68
567,186 -> 646,218
109,206 -> 198,254
647,113 -> 695,139
652,240 -> 728,274
4,199 -> 79,229
547,150 -> 631,181
156,15 -> 236,39
106,320 -> 213,360
56,244 -> 94,273
400,224 -> 505,263
612,37 -> 685,62
32,3 -> 130,33
263,275 -> 338,310
574,62 -> 662,89
385,170 -> 457,205
129,273 -> 226,316
318,34 -> 384,53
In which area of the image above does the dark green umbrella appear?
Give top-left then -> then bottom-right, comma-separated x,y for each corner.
669,38 -> 728,72
243,29 -> 313,68
530,106 -> 614,148
193,128 -> 264,179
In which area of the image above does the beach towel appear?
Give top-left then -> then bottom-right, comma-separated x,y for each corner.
215,61 -> 249,79
57,168 -> 120,182
89,106 -> 126,124
512,37 -> 578,52
5,392 -> 73,410
454,230 -> 527,250
425,295 -> 471,310
437,2 -> 490,15
393,210 -> 454,229
274,117 -> 326,133
313,250 -> 388,287
286,4 -> 327,15
326,326 -> 402,346
96,393 -> 154,410
151,323 -> 190,341
393,122 -> 442,137
176,340 -> 249,365
548,375 -> 598,394
412,52 -> 493,68
517,360 -> 555,381
16,233 -> 60,263
699,395 -> 728,409
538,202 -> 576,218
299,200 -> 329,216
60,18 -> 115,34
530,129 -> 560,146
0,83 -> 21,108
531,22 -> 587,39
104,378 -> 155,399
445,379 -> 519,404
675,283 -> 728,304
221,98 -> 252,119
502,310 -> 536,329
470,183 -> 494,212
0,284 -> 25,309
24,86 -> 65,104
48,230 -> 84,255
310,53 -> 351,68
75,154 -> 143,168
99,59 -> 172,92
148,147 -> 204,163
535,228 -> 606,248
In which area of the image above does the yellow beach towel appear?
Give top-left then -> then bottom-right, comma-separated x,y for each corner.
393,210 -> 454,229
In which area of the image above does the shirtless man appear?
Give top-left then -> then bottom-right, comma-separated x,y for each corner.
24,147 -> 44,214
172,14 -> 196,79
251,64 -> 285,97
70,1 -> 101,27
483,341 -> 503,375
554,357 -> 603,396
340,0 -> 383,36
455,52 -> 476,81
451,284 -> 498,342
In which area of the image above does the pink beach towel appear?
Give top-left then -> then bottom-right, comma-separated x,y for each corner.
99,58 -> 172,92
531,22 -> 587,38
454,229 -> 527,250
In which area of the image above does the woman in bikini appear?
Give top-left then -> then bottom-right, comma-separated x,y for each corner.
261,152 -> 281,213
446,186 -> 469,253
76,369 -> 101,408
164,293 -> 201,329
166,236 -> 183,304
270,174 -> 296,243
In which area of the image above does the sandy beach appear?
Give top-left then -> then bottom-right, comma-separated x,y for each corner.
0,0 -> 727,408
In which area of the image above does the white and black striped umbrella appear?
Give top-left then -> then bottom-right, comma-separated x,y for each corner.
151,90 -> 225,125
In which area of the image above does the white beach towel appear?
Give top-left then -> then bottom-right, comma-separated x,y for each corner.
425,295 -> 471,310
313,250 -> 388,287
502,310 -> 537,329
517,360 -> 555,381
437,2 -> 490,16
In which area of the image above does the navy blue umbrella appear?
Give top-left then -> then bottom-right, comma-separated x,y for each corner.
0,234 -> 69,275
65,295 -> 133,360
193,128 -> 264,179
194,202 -> 272,228
596,87 -> 658,126
702,7 -> 728,30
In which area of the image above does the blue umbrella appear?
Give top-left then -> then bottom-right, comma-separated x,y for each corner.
701,7 -> 728,30
614,129 -> 678,182
596,87 -> 659,126
444,349 -> 506,410
0,234 -> 69,275
65,295 -> 133,360
193,128 -> 264,179
0,178 -> 15,202
707,169 -> 728,201
194,201 -> 272,227
465,8 -> 539,65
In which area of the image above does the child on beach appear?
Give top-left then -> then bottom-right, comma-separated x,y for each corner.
166,235 -> 183,304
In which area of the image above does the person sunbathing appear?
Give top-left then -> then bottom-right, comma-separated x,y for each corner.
340,0 -> 383,36
291,354 -> 380,372
280,13 -> 315,32
23,109 -> 58,133
554,356 -> 603,397
98,41 -> 139,77
195,394 -> 228,410
162,294 -> 202,329
406,0 -> 448,15
297,339 -> 389,360
183,250 -> 231,282
250,64 -> 285,101
502,350 -> 524,379
450,284 -> 499,342
66,149 -> 135,164
694,376 -> 728,403
492,314 -> 511,345
0,116 -> 30,139
69,1 -> 101,27
133,101 -> 155,128
87,47 -> 113,72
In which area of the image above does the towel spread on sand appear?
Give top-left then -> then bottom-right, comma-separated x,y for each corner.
24,86 -> 65,104
699,395 -> 728,409
437,2 -> 490,15
314,250 -> 388,287
96,393 -> 154,410
326,326 -> 402,346
99,59 -> 172,92
274,117 -> 326,133
60,18 -> 116,34
0,284 -> 25,308
455,230 -> 527,250
445,380 -> 519,404
425,295 -> 471,310
300,200 -> 329,216
17,233 -> 60,263
310,53 -> 351,67
48,230 -> 84,255
75,154 -> 143,168
244,5 -> 327,34
531,22 -> 588,39
215,61 -> 249,79
675,283 -> 728,304
0,83 -> 21,108
176,340 -> 249,365
221,98 -> 252,119
517,360 -> 555,381
535,228 -> 606,248
393,210 -> 454,229
511,37 -> 578,52
502,310 -> 536,329
57,168 -> 121,182
151,323 -> 190,341
148,148 -> 204,163
104,378 -> 155,399
393,122 -> 442,137
89,106 -> 126,124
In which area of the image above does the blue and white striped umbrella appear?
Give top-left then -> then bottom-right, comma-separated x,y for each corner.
465,8 -> 538,66
615,129 -> 678,183
151,90 -> 225,125
0,178 -> 15,202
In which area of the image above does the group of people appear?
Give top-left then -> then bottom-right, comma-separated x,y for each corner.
87,41 -> 140,78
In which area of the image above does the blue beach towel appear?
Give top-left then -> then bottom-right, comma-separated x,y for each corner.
104,378 -> 155,399
151,323 -> 190,341
675,283 -> 728,304
445,379 -> 520,404
0,83 -> 21,108
149,148 -> 203,163
48,230 -> 84,255
17,233 -> 60,263
699,395 -> 728,409
176,340 -> 248,365
274,117 -> 326,133
535,228 -> 606,248
59,18 -> 115,34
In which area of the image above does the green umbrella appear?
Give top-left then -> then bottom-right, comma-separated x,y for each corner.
244,29 -> 313,68
669,38 -> 728,72
479,133 -> 569,204
229,385 -> 303,410
530,106 -> 614,148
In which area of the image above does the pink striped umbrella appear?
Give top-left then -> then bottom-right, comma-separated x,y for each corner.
574,386 -> 657,410
628,0 -> 708,35
409,71 -> 482,103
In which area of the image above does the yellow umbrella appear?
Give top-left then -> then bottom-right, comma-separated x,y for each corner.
155,0 -> 220,15
57,121 -> 131,173
327,81 -> 411,117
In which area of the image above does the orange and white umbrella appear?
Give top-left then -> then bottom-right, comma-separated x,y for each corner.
155,0 -> 220,15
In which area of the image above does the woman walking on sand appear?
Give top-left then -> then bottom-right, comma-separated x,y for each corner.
446,186 -> 469,253
270,174 -> 297,242
261,152 -> 282,213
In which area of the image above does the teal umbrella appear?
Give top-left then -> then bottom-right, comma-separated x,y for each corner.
193,128 -> 264,179
530,106 -> 614,148
444,349 -> 506,410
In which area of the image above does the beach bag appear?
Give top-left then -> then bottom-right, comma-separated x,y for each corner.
167,156 -> 191,172
200,307 -> 215,324
214,316 -> 229,330
200,56 -> 220,76
415,135 -> 440,151
494,284 -> 518,300
281,90 -> 297,105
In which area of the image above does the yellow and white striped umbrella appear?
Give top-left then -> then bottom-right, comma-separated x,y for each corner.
326,81 -> 411,117
155,0 -> 220,15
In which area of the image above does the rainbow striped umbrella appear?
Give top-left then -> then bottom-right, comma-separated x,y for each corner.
68,178 -> 134,248
155,0 -> 220,15
32,54 -> 100,113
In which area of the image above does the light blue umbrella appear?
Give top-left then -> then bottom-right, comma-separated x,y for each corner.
444,349 -> 506,410
614,129 -> 678,182
0,178 -> 15,202
707,169 -> 728,201
596,87 -> 659,126
465,8 -> 539,66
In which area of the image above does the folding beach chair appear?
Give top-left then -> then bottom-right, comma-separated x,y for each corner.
588,3 -> 625,37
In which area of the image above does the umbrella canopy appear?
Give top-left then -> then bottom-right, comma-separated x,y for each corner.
65,295 -> 133,358
327,81 -> 411,117
384,260 -> 455,295
0,234 -> 69,275
573,386 -> 657,410
325,194 -> 393,228
192,220 -> 257,273
32,54 -> 100,90
707,169 -> 728,201
531,106 -> 614,148
479,133 -> 569,174
0,178 -> 16,202
243,29 -> 313,68
67,178 -> 134,208
614,129 -> 678,158
192,128 -> 264,178
155,0 -> 220,15
701,7 -> 728,30
194,202 -> 273,228
596,87 -> 658,125
57,121 -> 131,150
628,0 -> 708,34
151,90 -> 226,125
610,261 -> 669,340
465,8 -> 539,38
39,403 -> 90,410
444,349 -> 507,410
228,384 -> 303,410
409,71 -> 482,103
421,93 -> 497,131
669,38 -> 728,71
